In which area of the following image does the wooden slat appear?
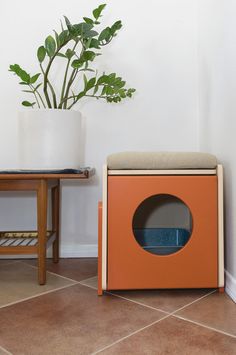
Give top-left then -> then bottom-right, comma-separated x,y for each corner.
108,169 -> 217,176
0,231 -> 53,238
0,180 -> 40,191
52,182 -> 60,263
0,230 -> 55,255
217,164 -> 224,287
37,179 -> 48,285
98,201 -> 103,295
0,239 -> 10,246
0,245 -> 38,254
0,168 -> 95,180
102,165 -> 107,291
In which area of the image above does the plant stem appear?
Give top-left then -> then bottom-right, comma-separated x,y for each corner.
48,81 -> 57,108
60,41 -> 78,105
29,84 -> 40,108
31,80 -> 46,108
62,42 -> 85,109
40,64 -> 57,108
63,68 -> 77,109
40,63 -> 52,108
67,94 -> 106,109
42,40 -> 70,108
84,94 -> 107,98
35,90 -> 46,108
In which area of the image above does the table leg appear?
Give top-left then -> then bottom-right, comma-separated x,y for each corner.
52,180 -> 60,263
37,179 -> 48,285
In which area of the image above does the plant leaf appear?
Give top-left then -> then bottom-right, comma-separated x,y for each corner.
93,4 -> 106,20
64,16 -> 77,36
84,30 -> 98,38
34,83 -> 42,91
71,59 -> 83,69
110,20 -> 122,35
54,30 -> 60,48
127,88 -> 136,97
76,91 -> 85,101
108,73 -> 116,84
119,89 -> 126,98
119,81 -> 126,88
106,86 -> 115,95
74,23 -> 93,34
9,64 -> 30,83
58,30 -> 70,46
101,85 -> 107,95
64,15 -> 72,29
65,48 -> 75,59
97,74 -> 108,85
86,77 -> 96,91
37,46 -> 46,63
98,27 -> 111,42
60,19 -> 65,32
45,35 -> 56,57
56,52 -> 67,58
22,101 -> 36,107
83,17 -> 94,25
73,22 -> 96,39
30,73 -> 41,84
93,85 -> 99,95
89,38 -> 100,49
81,50 -> 96,62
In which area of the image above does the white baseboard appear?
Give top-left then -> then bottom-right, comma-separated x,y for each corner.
0,244 -> 98,259
225,270 -> 236,303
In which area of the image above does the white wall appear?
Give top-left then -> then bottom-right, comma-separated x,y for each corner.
0,0 -> 199,256
198,0 -> 236,300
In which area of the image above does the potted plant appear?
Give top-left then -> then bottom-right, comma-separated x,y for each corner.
9,3 -> 135,169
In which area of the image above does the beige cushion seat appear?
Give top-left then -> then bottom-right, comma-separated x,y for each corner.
107,152 -> 217,170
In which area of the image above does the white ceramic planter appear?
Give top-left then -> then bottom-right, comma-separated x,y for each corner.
18,109 -> 82,170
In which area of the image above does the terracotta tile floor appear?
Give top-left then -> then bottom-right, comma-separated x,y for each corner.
0,258 -> 235,355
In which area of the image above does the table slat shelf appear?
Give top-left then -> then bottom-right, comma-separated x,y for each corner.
0,231 -> 56,254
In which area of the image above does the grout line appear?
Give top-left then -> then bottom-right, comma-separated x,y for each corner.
91,313 -> 171,355
0,345 -> 13,355
91,289 -> 218,354
105,291 -> 170,315
78,282 -> 97,291
173,314 -> 236,339
103,289 -> 217,317
0,282 -> 78,310
2,263 -> 225,349
78,281 -> 216,320
20,260 -> 82,283
79,282 -> 217,316
20,260 -> 100,285
170,289 -> 217,315
40,269 -> 81,283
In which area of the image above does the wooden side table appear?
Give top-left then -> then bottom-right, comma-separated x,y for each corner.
0,169 -> 95,285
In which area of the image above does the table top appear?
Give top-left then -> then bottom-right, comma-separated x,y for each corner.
0,168 -> 95,180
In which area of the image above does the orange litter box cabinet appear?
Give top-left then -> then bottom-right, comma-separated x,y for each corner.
98,152 -> 224,295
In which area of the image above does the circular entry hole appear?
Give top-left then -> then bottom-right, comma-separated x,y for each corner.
132,194 -> 193,255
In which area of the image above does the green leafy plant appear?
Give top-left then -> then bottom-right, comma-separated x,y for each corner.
9,4 -> 135,109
